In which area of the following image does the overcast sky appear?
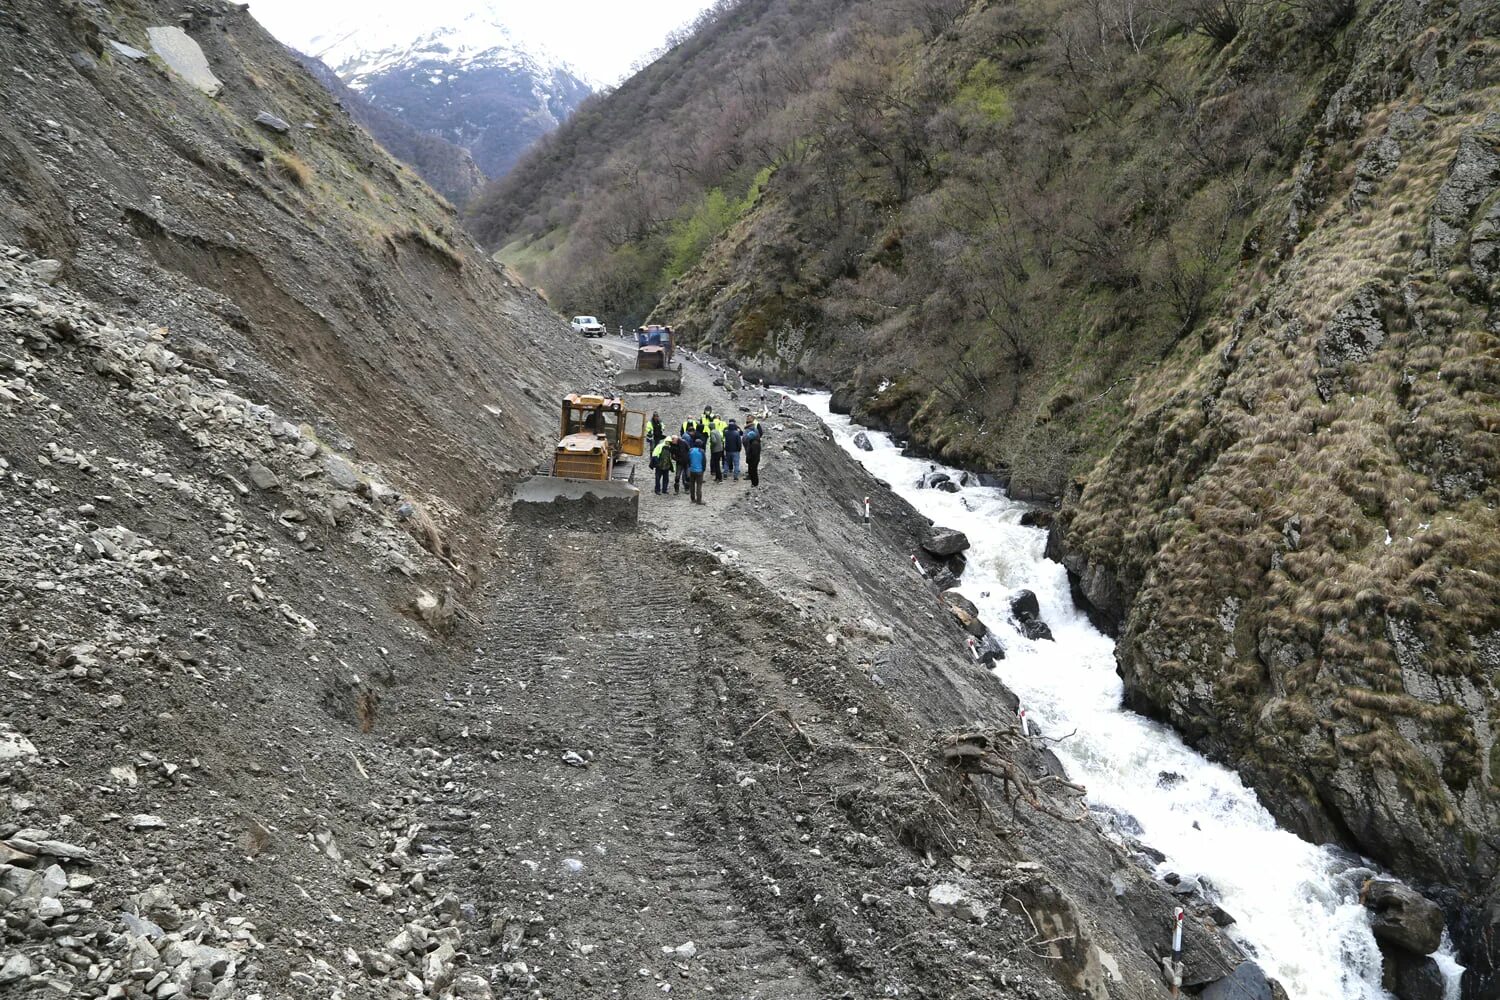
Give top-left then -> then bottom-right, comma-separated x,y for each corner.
247,0 -> 716,85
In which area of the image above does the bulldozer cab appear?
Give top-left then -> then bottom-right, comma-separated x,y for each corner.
558,394 -> 645,458
512,393 -> 648,529
621,410 -> 645,456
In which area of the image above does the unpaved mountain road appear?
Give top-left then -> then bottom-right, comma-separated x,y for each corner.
346,339 -> 1241,998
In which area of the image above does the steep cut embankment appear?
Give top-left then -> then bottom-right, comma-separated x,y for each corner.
0,0 -> 606,553
477,0 -> 1500,992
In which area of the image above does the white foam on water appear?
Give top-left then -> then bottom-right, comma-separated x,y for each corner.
792,390 -> 1464,1000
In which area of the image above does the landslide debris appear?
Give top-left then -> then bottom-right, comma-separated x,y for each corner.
0,252 -> 1246,998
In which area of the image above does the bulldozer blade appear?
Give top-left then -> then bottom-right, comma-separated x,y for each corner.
512,475 -> 639,529
615,368 -> 682,395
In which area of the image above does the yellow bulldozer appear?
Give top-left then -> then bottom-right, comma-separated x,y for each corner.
512,393 -> 647,527
615,325 -> 683,395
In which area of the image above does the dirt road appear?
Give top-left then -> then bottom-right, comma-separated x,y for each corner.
353,340 -> 1237,998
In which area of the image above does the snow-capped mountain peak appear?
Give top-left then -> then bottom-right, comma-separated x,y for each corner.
302,1 -> 588,90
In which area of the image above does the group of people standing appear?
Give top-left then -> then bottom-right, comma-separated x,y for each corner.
645,405 -> 766,504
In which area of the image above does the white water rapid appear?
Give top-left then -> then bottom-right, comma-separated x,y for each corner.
791,391 -> 1464,1000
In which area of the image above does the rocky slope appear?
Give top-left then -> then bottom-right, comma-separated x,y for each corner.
475,0 -> 1500,992
295,52 -> 486,208
0,3 -> 1266,1000
1049,11 -> 1500,996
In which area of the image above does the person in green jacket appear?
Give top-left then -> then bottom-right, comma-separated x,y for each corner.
651,436 -> 675,495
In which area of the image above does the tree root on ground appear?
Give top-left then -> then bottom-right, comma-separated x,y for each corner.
936,730 -> 1089,826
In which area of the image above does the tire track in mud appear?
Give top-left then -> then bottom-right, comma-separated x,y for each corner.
396,530 -> 828,997
589,581 -> 823,997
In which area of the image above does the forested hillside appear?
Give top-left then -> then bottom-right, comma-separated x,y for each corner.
471,0 -> 1359,483
475,1 -> 1500,992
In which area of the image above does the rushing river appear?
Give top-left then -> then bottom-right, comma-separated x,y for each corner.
791,391 -> 1463,1000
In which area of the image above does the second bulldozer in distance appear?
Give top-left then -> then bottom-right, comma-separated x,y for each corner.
615,325 -> 682,395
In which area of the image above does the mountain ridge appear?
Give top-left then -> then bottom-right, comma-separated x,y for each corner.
277,2 -> 593,181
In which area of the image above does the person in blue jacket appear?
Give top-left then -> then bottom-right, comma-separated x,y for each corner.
687,437 -> 707,504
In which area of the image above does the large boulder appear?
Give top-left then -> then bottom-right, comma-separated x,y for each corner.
1363,879 -> 1444,955
921,525 -> 970,558
941,591 -> 987,638
917,469 -> 951,490
1018,619 -> 1054,641
1020,508 -> 1055,530
927,883 -> 987,922
1382,951 -> 1445,1000
852,431 -> 873,452
974,632 -> 1004,665
1009,589 -> 1055,641
147,26 -> 223,97
1201,962 -> 1283,1000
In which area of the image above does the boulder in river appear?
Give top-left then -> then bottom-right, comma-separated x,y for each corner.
1381,950 -> 1445,1000
916,469 -> 950,490
1362,879 -> 1444,955
852,431 -> 873,451
935,480 -> 961,493
1009,589 -> 1055,641
921,526 -> 970,558
1018,618 -> 1054,641
974,632 -> 1005,665
1019,508 -> 1055,529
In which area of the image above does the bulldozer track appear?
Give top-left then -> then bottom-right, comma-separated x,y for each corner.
379,535 -> 827,996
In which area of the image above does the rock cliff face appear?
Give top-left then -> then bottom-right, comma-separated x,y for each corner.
1048,9 -> 1500,993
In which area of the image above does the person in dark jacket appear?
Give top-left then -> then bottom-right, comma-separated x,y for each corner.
687,438 -> 707,504
708,422 -> 726,483
743,425 -> 763,488
724,419 -> 743,481
646,412 -> 665,454
651,435 -> 675,495
672,433 -> 692,494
